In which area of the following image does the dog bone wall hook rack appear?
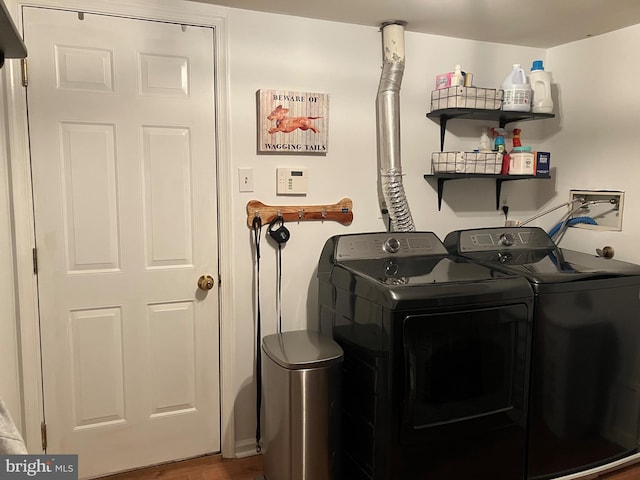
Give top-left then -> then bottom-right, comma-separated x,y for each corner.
246,198 -> 353,228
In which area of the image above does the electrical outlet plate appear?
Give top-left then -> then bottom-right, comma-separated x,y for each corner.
569,190 -> 624,231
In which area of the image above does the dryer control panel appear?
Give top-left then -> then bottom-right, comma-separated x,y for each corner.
445,227 -> 556,253
334,232 -> 448,260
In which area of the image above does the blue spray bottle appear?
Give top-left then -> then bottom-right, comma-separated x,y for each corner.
492,128 -> 506,153
492,128 -> 509,174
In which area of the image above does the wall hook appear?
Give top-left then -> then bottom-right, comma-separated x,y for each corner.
246,198 -> 353,227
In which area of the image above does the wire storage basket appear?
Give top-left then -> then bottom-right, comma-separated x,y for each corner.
430,87 -> 504,111
431,151 -> 503,174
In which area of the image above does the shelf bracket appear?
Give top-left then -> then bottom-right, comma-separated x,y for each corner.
246,198 -> 353,228
435,177 -> 502,211
438,117 -> 448,151
437,177 -> 447,211
496,179 -> 505,210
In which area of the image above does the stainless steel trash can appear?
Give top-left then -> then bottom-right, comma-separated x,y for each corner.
262,330 -> 343,480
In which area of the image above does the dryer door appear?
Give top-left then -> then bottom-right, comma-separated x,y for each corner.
400,303 -> 531,444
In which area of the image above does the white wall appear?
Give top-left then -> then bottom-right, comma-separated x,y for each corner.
4,0 -> 637,456
224,8 -> 548,447
0,75 -> 23,431
543,24 -> 640,262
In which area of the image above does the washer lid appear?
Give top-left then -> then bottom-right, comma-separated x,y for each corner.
445,227 -> 640,284
262,330 -> 343,370
330,255 -> 532,309
339,255 -> 512,285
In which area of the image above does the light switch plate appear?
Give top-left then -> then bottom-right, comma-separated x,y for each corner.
238,167 -> 254,192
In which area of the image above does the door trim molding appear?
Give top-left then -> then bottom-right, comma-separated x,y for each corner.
4,0 -> 235,457
2,46 -> 42,453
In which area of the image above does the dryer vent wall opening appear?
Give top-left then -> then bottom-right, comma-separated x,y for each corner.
376,21 -> 415,232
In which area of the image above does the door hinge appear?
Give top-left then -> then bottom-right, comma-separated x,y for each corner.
41,421 -> 47,451
21,58 -> 28,87
32,247 -> 38,274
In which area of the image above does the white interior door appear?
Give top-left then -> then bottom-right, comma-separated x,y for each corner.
23,7 -> 220,478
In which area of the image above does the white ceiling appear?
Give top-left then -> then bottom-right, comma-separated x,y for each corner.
197,0 -> 640,48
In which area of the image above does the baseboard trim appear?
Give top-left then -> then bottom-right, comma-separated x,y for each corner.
234,438 -> 260,459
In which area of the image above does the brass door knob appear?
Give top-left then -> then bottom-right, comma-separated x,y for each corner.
197,274 -> 215,291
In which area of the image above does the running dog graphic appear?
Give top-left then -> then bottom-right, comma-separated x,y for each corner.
267,105 -> 321,134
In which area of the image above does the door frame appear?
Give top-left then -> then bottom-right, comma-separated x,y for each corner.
3,0 -> 236,457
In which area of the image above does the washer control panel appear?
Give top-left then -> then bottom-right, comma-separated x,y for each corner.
384,237 -> 401,253
449,227 -> 555,253
335,232 -> 447,260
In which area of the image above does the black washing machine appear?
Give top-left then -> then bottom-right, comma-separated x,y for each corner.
444,226 -> 640,480
317,232 -> 534,480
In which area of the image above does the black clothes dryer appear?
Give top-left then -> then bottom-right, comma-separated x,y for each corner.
444,226 -> 640,480
317,232 -> 534,480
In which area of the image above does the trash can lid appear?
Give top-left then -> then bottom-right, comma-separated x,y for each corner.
262,330 -> 344,370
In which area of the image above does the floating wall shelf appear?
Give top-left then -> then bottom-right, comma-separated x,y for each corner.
0,0 -> 27,68
427,108 -> 555,151
424,173 -> 551,211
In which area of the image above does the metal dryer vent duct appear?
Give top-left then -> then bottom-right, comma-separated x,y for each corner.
377,21 -> 415,232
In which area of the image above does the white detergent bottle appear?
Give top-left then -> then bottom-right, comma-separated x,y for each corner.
451,64 -> 464,86
501,64 -> 531,112
479,127 -> 492,152
529,60 -> 553,113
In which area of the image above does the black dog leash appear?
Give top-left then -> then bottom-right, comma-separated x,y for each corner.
253,214 -> 290,453
267,215 -> 290,334
252,214 -> 263,452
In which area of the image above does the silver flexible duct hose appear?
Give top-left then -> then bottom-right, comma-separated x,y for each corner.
377,22 -> 415,232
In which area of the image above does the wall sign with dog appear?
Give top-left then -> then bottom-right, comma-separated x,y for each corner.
257,89 -> 329,154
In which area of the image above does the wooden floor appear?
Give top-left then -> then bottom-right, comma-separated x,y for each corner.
104,454 -> 263,480
600,462 -> 640,480
104,454 -> 640,480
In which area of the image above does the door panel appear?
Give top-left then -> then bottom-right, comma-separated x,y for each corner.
60,122 -> 119,272
23,7 -> 220,478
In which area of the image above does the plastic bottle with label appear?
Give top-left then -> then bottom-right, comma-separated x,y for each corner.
501,64 -> 531,112
451,64 -> 464,87
479,127 -> 492,152
529,60 -> 553,113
